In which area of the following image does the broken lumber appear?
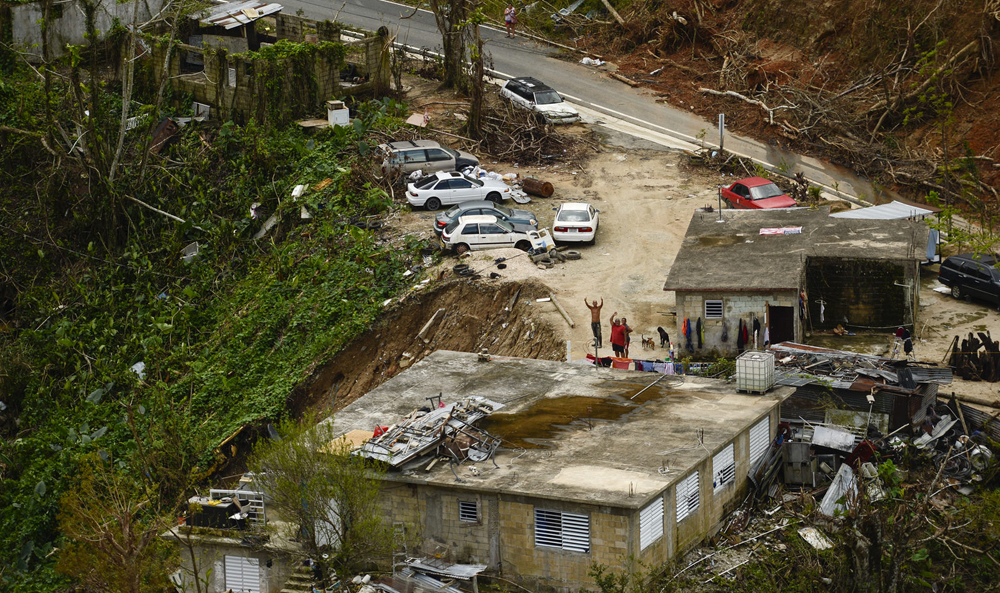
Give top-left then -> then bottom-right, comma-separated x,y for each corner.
610,72 -> 640,87
549,293 -> 575,328
599,0 -> 625,24
417,308 -> 446,343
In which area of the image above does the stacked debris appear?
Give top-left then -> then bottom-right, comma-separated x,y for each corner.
770,342 -> 951,433
353,395 -> 504,480
946,331 -> 1000,381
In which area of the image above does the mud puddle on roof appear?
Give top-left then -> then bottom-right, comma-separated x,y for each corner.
481,386 -> 664,449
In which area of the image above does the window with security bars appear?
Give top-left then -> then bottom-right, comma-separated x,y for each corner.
713,444 -> 736,493
534,509 -> 590,553
459,500 -> 478,523
675,472 -> 700,523
639,498 -> 664,551
705,300 -> 723,319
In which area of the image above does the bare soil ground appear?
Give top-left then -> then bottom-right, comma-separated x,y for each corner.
297,75 -> 1000,421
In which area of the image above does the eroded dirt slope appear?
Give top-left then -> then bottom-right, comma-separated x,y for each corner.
289,279 -> 567,416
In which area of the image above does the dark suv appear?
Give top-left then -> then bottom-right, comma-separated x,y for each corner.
938,253 -> 1000,306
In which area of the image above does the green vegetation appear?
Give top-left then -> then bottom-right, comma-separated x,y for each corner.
0,44 -> 415,589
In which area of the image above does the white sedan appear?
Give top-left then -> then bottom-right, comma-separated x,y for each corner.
552,202 -> 599,243
407,171 -> 512,211
441,215 -> 535,254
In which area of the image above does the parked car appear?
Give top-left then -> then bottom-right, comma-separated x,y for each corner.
434,200 -> 537,235
720,177 -> 797,209
500,77 -> 581,124
441,215 -> 535,254
938,253 -> 1000,306
379,140 -> 479,177
407,171 -> 512,211
552,202 -> 599,243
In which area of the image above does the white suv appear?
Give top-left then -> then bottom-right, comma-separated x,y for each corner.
500,77 -> 581,124
441,215 -> 535,254
378,140 -> 479,177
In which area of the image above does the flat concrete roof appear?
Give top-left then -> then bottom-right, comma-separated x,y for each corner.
663,208 -> 929,292
327,351 -> 790,508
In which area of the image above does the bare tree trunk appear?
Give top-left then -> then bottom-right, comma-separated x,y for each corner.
468,25 -> 484,139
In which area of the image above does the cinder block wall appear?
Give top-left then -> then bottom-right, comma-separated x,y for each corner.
674,291 -> 799,357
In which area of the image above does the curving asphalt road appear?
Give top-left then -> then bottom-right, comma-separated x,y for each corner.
282,0 -> 895,203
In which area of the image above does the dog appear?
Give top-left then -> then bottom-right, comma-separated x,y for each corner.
657,327 -> 670,348
641,335 -> 655,350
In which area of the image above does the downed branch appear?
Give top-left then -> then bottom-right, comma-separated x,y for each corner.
699,87 -> 796,124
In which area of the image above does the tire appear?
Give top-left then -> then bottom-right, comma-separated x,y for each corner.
564,250 -> 582,260
515,240 -> 532,251
425,197 -> 442,211
486,192 -> 503,204
951,285 -> 962,300
456,243 -> 470,255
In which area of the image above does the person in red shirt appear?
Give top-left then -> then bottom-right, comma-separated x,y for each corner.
610,311 -> 626,356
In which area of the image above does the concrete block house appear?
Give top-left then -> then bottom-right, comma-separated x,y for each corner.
328,351 -> 792,592
663,208 -> 929,357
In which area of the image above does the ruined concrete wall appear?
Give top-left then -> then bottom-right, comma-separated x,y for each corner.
674,290 -> 800,357
171,534 -> 295,593
152,41 -> 343,124
12,0 -> 163,62
805,257 -> 915,330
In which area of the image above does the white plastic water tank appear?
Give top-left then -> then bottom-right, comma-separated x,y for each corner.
736,350 -> 775,393
327,100 -> 349,127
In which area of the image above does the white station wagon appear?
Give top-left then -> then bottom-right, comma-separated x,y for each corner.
441,215 -> 536,254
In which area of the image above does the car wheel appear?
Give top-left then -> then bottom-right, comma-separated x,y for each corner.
515,240 -> 532,251
456,243 -> 470,255
951,285 -> 962,300
425,197 -> 442,211
486,192 -> 502,204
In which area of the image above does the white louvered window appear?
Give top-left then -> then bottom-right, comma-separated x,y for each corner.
534,509 -> 590,553
639,497 -> 664,551
675,472 -> 700,523
224,556 -> 260,593
459,500 -> 478,523
713,444 -> 736,493
749,417 -> 771,465
705,300 -> 723,319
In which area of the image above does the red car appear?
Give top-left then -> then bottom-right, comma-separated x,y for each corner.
720,177 -> 797,209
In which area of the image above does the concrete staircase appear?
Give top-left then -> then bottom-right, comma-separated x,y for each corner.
278,563 -> 315,593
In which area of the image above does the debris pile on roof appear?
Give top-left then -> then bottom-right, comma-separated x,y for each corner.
353,395 -> 504,477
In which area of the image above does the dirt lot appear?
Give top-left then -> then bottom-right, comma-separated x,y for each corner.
306,76 -> 1000,415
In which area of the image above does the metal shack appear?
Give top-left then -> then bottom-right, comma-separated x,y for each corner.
329,350 -> 792,592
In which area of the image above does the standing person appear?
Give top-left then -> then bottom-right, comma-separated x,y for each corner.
621,317 -> 634,358
504,3 -> 517,38
610,312 -> 626,357
585,298 -> 604,348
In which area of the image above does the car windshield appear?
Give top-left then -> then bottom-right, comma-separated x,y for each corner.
749,183 -> 785,200
534,90 -> 562,105
441,147 -> 459,158
414,175 -> 439,189
557,210 -> 590,222
492,204 -> 513,217
444,219 -> 461,233
444,205 -> 462,217
496,220 -> 515,232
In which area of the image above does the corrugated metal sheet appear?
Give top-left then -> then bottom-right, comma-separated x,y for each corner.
199,1 -> 284,29
830,200 -> 936,220
906,367 -> 953,384
959,404 -> 1000,441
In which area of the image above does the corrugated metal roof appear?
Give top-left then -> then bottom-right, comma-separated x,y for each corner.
906,366 -> 953,384
199,1 -> 283,29
830,200 -> 936,220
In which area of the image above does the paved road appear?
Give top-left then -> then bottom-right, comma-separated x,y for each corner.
284,0 -> 895,203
